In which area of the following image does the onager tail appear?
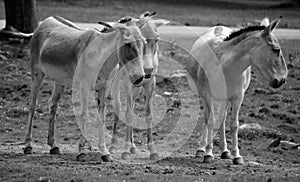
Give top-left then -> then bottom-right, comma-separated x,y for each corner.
0,26 -> 33,40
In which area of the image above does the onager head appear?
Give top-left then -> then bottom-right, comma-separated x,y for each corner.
99,18 -> 147,85
137,11 -> 169,80
250,17 -> 288,88
115,12 -> 169,84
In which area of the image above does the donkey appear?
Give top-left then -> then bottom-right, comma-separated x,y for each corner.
105,12 -> 169,160
24,16 -> 146,162
185,17 -> 287,165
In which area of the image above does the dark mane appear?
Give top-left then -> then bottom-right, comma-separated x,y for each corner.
224,25 -> 266,41
100,27 -> 110,33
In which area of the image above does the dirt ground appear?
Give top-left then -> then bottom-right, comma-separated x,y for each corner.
0,38 -> 299,182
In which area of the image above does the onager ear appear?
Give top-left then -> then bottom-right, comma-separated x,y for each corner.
117,17 -> 133,24
260,17 -> 270,27
269,16 -> 282,32
137,12 -> 157,28
139,11 -> 156,19
261,16 -> 282,37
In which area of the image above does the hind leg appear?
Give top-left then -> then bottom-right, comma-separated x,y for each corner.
47,83 -> 65,154
195,97 -> 211,158
24,71 -> 44,154
219,101 -> 231,159
196,96 -> 216,163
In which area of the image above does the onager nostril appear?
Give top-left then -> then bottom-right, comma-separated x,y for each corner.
130,74 -> 144,85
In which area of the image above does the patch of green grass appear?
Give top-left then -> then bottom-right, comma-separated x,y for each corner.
0,0 -> 300,28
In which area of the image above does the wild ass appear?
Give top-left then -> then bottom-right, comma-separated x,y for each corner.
185,17 -> 287,165
24,16 -> 147,162
105,12 -> 169,160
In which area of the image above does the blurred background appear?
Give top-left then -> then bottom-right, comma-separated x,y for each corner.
1,0 -> 300,30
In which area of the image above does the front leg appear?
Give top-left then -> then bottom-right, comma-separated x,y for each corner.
121,85 -> 140,160
230,95 -> 244,165
76,81 -> 92,161
96,84 -> 113,162
109,77 -> 121,154
144,78 -> 159,160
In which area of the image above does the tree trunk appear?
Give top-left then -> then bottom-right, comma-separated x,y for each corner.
4,0 -> 38,33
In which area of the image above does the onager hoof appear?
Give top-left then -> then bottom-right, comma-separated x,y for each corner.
76,153 -> 87,162
233,157 -> 244,165
109,146 -> 117,154
220,151 -> 231,159
23,146 -> 33,154
101,155 -> 113,162
203,155 -> 214,163
149,153 -> 159,160
130,147 -> 137,154
121,152 -> 131,160
50,147 -> 61,155
195,150 -> 205,158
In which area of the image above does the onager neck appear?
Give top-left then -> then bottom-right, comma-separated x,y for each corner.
97,32 -> 124,80
76,31 -> 122,83
219,34 -> 260,79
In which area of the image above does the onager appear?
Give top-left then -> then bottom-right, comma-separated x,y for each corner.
106,12 -> 169,160
185,17 -> 287,165
24,16 -> 147,162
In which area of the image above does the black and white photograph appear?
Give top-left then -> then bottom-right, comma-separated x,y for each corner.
0,0 -> 299,181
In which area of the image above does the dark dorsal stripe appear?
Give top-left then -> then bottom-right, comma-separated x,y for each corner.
224,25 -> 266,41
144,12 -> 156,17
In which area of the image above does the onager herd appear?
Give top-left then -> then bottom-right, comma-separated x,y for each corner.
23,12 -> 287,165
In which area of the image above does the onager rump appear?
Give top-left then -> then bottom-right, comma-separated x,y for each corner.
187,17 -> 287,165
24,16 -> 146,162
